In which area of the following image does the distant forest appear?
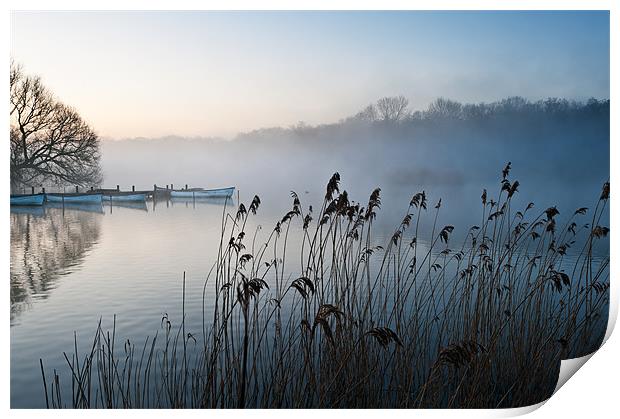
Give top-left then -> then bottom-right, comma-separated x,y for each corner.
236,96 -> 609,136
102,96 -> 609,212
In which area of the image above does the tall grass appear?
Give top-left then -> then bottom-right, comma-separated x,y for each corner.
40,165 -> 610,408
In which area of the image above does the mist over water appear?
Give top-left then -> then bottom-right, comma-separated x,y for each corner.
101,99 -> 609,239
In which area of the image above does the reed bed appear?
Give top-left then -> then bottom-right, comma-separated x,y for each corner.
40,164 -> 610,408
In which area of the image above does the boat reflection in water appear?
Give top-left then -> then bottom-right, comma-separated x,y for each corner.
10,205 -> 102,323
45,201 -> 105,214
9,206 -> 46,217
106,199 -> 149,213
157,195 -> 234,211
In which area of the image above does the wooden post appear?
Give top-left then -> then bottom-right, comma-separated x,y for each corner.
31,186 -> 35,195
171,183 -> 174,190
116,185 -> 120,192
166,184 -> 169,190
132,185 -> 135,192
42,187 -> 46,194
185,184 -> 188,190
75,185 -> 79,193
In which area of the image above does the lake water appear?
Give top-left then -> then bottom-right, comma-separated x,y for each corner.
10,178 -> 609,408
10,198 -> 243,408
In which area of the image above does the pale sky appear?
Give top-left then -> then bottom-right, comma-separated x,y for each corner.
11,11 -> 609,139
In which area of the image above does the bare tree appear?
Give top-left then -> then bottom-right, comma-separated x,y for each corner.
425,97 -> 463,120
10,62 -> 102,191
375,95 -> 409,122
354,104 -> 378,122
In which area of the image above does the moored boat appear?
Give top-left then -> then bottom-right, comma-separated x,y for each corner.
102,193 -> 147,202
10,193 -> 45,206
155,185 -> 205,192
46,193 -> 103,204
170,186 -> 235,199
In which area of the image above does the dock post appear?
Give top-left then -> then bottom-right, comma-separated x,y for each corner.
42,187 -> 45,194
76,185 -> 79,193
171,183 -> 174,190
31,186 -> 35,195
166,184 -> 169,190
132,185 -> 135,192
185,184 -> 188,190
116,185 -> 120,192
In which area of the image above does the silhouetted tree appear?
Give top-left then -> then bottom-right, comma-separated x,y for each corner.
376,95 -> 410,122
424,97 -> 463,120
10,62 -> 102,191
354,104 -> 379,122
462,103 -> 491,120
353,95 -> 609,124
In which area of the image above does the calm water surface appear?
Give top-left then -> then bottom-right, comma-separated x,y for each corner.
10,181 -> 608,408
11,199 -> 244,407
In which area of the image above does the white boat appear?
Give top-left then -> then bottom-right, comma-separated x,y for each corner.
46,193 -> 103,204
170,187 -> 235,199
10,194 -> 45,206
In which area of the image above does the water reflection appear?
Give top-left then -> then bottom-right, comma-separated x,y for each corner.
10,196 -> 234,322
105,200 -> 149,213
10,206 -> 102,323
45,201 -> 105,214
152,196 -> 234,211
9,206 -> 46,217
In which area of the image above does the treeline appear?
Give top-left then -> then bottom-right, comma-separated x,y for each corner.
348,95 -> 609,123
234,95 -> 609,141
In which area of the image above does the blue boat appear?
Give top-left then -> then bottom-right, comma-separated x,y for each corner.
10,193 -> 45,206
103,193 -> 147,202
106,200 -> 149,211
46,193 -> 103,204
170,186 -> 235,199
